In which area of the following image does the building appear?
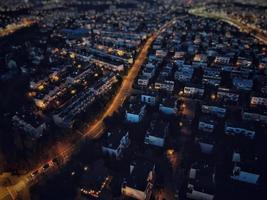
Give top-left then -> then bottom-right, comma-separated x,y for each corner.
80,160 -> 112,198
186,162 -> 215,200
138,75 -> 150,87
144,119 -> 169,147
141,93 -> 158,106
198,116 -> 217,133
102,129 -> 130,160
201,104 -> 226,118
217,88 -> 239,103
125,99 -> 146,123
154,78 -> 175,93
192,54 -> 208,67
53,73 -> 117,128
12,114 -> 46,138
174,65 -> 194,82
250,96 -> 267,107
92,57 -> 124,72
183,85 -> 205,97
233,77 -> 253,91
224,121 -> 256,139
214,56 -> 231,65
121,161 -> 155,200
242,107 -> 267,124
159,97 -> 178,115
142,63 -> 156,79
202,68 -> 221,87
231,151 -> 260,185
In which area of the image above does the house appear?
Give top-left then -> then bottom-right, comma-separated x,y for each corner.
92,57 -> 124,72
224,121 -> 256,139
214,56 -> 231,65
183,84 -> 205,97
141,93 -> 158,106
242,107 -> 267,124
174,65 -> 194,82
125,98 -> 146,123
250,96 -> 267,107
196,115 -> 217,154
231,151 -> 260,185
121,161 -> 155,200
198,115 -> 217,133
80,160 -> 112,198
192,54 -> 208,67
173,51 -> 186,65
102,129 -> 130,160
142,63 -> 156,79
202,68 -> 221,87
217,88 -> 239,103
159,97 -> 178,115
155,50 -> 167,58
236,57 -> 253,71
231,167 -> 260,185
154,78 -> 175,93
159,65 -> 173,77
232,77 -> 253,91
144,119 -> 169,147
201,104 -> 226,118
12,114 -> 46,138
138,75 -> 150,87
186,162 -> 215,200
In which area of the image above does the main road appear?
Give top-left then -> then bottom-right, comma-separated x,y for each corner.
0,18 -> 177,200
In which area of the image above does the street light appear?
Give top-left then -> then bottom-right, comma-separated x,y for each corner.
211,94 -> 216,101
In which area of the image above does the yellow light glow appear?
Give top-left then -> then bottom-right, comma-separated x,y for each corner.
51,75 -> 59,82
71,89 -> 76,95
117,50 -> 125,56
35,100 -> 46,109
211,94 -> 216,100
38,84 -> 44,91
128,58 -> 133,64
28,91 -> 36,97
70,53 -> 76,59
167,149 -> 174,156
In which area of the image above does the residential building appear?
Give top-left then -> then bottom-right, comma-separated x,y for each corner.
201,104 -> 226,118
224,121 -> 256,139
121,161 -> 155,200
102,129 -> 130,160
141,93 -> 158,106
217,88 -> 239,103
154,78 -> 175,93
233,77 -> 253,91
198,116 -> 217,133
186,162 -> 215,200
125,100 -> 146,123
250,96 -> 267,107
175,65 -> 194,82
159,97 -> 178,115
183,85 -> 205,97
138,75 -> 150,87
12,114 -> 46,138
144,119 -> 169,147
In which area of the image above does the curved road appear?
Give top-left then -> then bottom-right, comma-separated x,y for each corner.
0,18 -> 177,200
